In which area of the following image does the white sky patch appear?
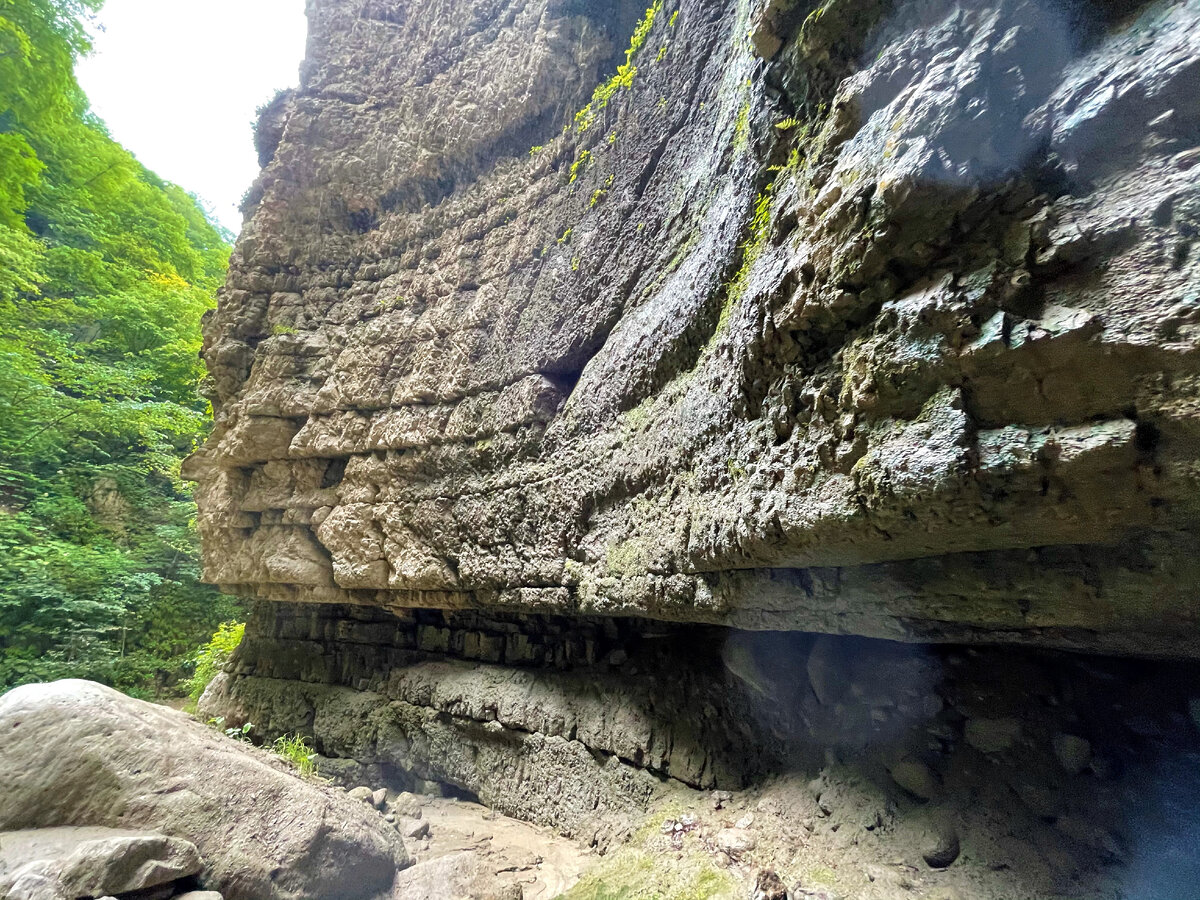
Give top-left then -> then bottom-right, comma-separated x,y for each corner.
76,0 -> 308,234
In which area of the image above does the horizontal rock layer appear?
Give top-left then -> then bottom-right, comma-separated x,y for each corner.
190,0 -> 1200,654
204,602 -> 1200,894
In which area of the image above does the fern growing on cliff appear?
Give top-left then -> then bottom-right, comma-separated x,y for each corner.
573,2 -> 663,133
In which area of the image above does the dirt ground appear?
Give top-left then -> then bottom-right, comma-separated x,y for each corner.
389,795 -> 599,899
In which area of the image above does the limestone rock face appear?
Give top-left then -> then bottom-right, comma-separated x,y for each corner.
189,0 -> 1200,655
0,681 -> 409,900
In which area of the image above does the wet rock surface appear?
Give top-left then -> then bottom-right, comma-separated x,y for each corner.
189,0 -> 1200,655
203,603 -> 1200,897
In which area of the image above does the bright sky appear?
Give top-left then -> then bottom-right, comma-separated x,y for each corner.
75,0 -> 308,235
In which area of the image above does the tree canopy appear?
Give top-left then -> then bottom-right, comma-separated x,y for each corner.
0,0 -> 240,693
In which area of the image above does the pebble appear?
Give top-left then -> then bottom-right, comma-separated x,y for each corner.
752,869 -> 788,900
711,789 -> 733,810
1052,734 -> 1092,775
371,787 -> 388,809
922,824 -> 961,868
817,792 -> 835,817
398,816 -> 430,840
715,827 -> 757,855
964,717 -> 1021,753
347,786 -> 374,805
890,758 -> 939,801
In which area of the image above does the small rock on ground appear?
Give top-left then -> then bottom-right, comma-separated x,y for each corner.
923,824 -> 961,868
1052,734 -> 1092,775
964,717 -> 1021,754
715,827 -> 757,854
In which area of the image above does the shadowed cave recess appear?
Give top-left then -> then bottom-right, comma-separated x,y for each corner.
188,0 -> 1200,894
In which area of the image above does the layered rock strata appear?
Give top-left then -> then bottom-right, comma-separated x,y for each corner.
190,0 -> 1200,654
190,0 -> 1200,890
202,603 -> 1200,896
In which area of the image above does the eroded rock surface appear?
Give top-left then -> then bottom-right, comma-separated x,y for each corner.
189,0 -> 1200,653
187,0 -> 1200,894
0,681 -> 408,900
0,827 -> 201,900
201,604 -> 1200,897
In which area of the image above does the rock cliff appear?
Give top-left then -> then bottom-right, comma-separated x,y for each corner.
190,0 -> 1200,654
188,0 -> 1200,893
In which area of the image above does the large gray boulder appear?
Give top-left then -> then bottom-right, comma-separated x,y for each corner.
0,827 -> 201,900
0,681 -> 408,900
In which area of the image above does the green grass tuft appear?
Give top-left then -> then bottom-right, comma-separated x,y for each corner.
273,732 -> 319,778
573,2 -> 663,133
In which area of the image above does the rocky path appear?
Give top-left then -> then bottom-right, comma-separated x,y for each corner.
380,793 -> 596,900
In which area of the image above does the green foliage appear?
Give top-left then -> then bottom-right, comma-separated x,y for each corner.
184,620 -> 244,701
0,0 -> 239,696
568,149 -> 591,184
273,733 -> 319,778
573,2 -> 662,133
733,101 -> 751,151
709,184 -> 774,345
590,174 -> 615,208
208,716 -> 254,742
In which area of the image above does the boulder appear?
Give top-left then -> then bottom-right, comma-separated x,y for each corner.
890,758 -> 939,801
964,718 -> 1022,754
0,827 -> 201,900
0,681 -> 408,900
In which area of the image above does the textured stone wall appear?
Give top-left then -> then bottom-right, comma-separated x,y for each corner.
188,0 -> 1200,655
201,601 -> 1200,890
